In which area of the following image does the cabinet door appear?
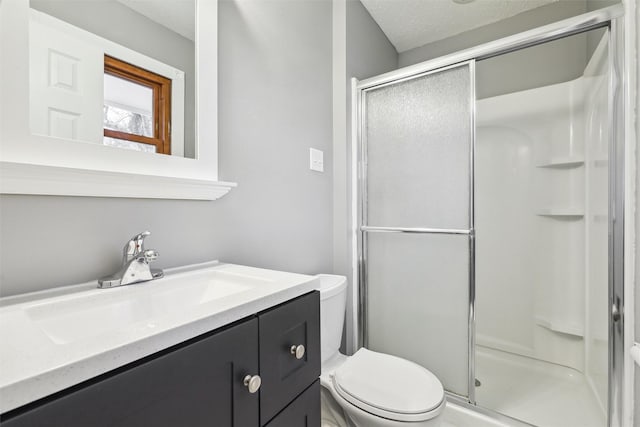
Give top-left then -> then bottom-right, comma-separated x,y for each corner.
265,381 -> 320,427
2,318 -> 259,427
259,291 -> 320,425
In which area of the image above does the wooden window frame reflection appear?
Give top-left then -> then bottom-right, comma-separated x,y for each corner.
104,55 -> 171,155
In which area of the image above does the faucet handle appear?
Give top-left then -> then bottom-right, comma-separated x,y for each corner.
131,231 -> 151,244
123,231 -> 152,263
143,249 -> 159,263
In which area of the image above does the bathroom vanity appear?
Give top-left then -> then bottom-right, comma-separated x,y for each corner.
0,262 -> 320,426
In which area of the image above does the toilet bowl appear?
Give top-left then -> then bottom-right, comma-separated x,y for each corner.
317,274 -> 446,427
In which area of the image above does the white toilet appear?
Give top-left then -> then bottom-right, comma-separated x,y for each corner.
318,274 -> 446,427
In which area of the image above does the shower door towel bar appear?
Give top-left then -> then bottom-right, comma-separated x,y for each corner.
360,226 -> 471,235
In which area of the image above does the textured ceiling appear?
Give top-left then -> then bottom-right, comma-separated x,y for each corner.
116,0 -> 195,41
360,0 -> 559,52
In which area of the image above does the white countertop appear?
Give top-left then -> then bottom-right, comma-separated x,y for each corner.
0,261 -> 318,413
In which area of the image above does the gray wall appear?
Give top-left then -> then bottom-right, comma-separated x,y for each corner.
30,0 -> 197,157
475,30 -> 591,99
346,0 -> 398,82
333,0 -> 398,279
216,0 -> 333,276
586,1 -> 621,57
0,0 -> 333,297
344,0 -> 399,269
399,0 -> 587,67
398,1 -> 589,67
398,1 -> 592,99
332,0 -> 398,352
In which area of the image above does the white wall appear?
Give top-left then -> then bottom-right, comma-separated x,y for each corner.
476,78 -> 588,371
584,36 -> 610,409
0,0 -> 334,297
475,31 -> 610,412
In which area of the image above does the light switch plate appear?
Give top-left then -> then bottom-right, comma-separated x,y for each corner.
309,148 -> 324,172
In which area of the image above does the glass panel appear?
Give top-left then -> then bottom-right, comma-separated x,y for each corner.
103,136 -> 156,153
365,65 -> 471,229
475,28 -> 608,427
366,232 -> 469,396
103,73 -> 154,137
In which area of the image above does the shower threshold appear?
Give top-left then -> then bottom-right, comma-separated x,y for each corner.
475,345 -> 606,427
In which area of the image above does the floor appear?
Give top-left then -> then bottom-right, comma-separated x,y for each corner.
475,345 -> 606,427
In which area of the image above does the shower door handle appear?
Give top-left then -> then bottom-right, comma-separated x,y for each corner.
612,303 -> 621,322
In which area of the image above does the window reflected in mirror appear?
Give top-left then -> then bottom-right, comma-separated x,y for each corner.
104,74 -> 154,139
103,55 -> 171,154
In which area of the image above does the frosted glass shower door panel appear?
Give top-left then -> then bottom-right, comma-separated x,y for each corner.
365,64 -> 472,229
366,232 -> 469,396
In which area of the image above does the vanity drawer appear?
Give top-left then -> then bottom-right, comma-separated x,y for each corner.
265,380 -> 320,427
258,291 -> 320,425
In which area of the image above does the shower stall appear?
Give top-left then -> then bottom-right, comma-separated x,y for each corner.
352,6 -> 625,427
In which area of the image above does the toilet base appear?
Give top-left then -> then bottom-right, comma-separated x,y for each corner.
321,386 -> 349,427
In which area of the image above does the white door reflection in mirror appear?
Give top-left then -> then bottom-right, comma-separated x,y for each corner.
29,11 -> 103,143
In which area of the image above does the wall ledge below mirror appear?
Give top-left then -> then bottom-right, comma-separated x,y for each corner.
0,162 -> 237,200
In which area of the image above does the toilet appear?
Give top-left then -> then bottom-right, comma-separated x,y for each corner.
317,274 -> 446,427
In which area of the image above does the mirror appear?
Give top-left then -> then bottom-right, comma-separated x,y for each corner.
29,0 -> 196,158
0,0 -> 232,200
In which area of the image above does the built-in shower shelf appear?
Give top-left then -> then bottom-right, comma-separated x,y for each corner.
536,157 -> 584,168
536,208 -> 584,217
535,315 -> 584,337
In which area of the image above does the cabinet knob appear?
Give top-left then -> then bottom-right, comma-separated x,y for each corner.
290,344 -> 305,360
243,374 -> 261,393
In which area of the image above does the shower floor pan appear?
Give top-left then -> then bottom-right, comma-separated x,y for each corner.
475,345 -> 606,427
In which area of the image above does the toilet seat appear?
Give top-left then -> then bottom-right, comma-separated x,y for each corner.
332,348 -> 445,422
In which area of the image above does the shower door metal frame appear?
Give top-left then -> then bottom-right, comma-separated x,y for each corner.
353,4 -> 626,426
356,59 -> 477,401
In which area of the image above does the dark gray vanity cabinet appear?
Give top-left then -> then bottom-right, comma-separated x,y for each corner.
265,380 -> 320,427
259,291 -> 321,425
1,318 -> 260,427
1,291 -> 320,427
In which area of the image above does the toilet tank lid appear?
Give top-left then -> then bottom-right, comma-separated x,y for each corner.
316,274 -> 347,299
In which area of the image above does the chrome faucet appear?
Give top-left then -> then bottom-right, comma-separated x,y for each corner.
98,231 -> 164,288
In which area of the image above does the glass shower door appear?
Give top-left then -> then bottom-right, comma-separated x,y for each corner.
360,62 -> 474,397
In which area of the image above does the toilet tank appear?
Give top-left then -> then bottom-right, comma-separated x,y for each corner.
317,274 -> 347,365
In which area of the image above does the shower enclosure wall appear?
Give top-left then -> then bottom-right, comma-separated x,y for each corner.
352,6 -> 624,427
474,30 -> 609,426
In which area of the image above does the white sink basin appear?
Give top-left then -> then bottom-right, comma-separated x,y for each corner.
0,261 -> 318,413
25,271 -> 261,344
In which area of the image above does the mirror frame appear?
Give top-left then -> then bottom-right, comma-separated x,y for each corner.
0,0 -> 235,200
